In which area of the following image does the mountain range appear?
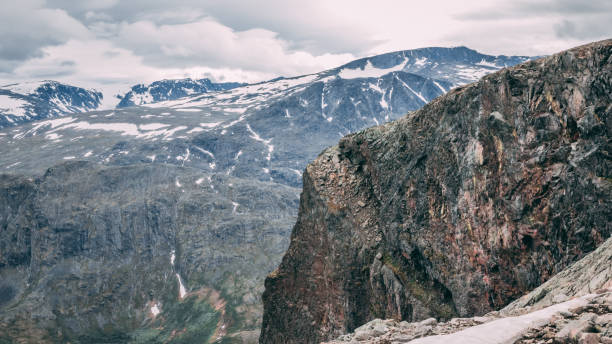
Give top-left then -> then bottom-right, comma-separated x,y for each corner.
0,46 -> 537,343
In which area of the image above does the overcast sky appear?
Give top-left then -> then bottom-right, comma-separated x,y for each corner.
0,0 -> 610,92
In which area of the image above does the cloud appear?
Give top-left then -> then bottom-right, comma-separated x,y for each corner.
2,0 -> 611,91
113,17 -> 355,76
0,1 -> 91,71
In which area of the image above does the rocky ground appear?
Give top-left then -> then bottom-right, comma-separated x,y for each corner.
323,291 -> 611,344
324,236 -> 612,344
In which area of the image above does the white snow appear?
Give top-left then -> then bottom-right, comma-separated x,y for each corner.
176,273 -> 187,299
223,107 -> 246,113
151,303 -> 161,316
408,295 -> 592,344
187,127 -> 205,133
476,59 -> 499,68
433,81 -> 447,93
200,121 -> 223,128
139,123 -> 170,131
193,146 -> 214,159
1,81 -> 46,95
46,133 -> 62,140
413,57 -> 428,67
30,117 -> 77,133
395,75 -> 428,104
105,112 -> 115,117
290,168 -> 302,176
63,156 -> 75,160
369,83 -> 383,93
175,108 -> 201,112
338,59 -> 406,79
83,151 -> 93,157
148,155 -> 156,162
285,109 -> 291,118
234,150 -> 242,160
0,95 -> 28,117
170,250 -> 175,266
195,178 -> 204,185
246,123 -> 274,161
232,201 -> 239,214
5,161 -> 21,169
175,179 -> 182,187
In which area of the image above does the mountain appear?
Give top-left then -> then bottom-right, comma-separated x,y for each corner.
260,40 -> 611,343
0,46 -> 534,343
116,78 -> 246,108
0,81 -> 103,129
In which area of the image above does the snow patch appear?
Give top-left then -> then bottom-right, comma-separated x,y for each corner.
139,123 -> 170,131
0,95 -> 28,117
410,295 -> 592,344
338,59 -> 406,79
176,273 -> 187,299
187,127 -> 204,133
151,303 -> 161,317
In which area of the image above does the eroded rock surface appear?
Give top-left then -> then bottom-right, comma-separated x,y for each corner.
260,40 -> 611,343
324,237 -> 612,344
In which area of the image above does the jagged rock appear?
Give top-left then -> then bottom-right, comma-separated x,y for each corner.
260,40 -> 611,343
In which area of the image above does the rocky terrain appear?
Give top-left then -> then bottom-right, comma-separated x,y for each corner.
323,236 -> 611,344
260,39 -> 611,343
0,46 -> 533,343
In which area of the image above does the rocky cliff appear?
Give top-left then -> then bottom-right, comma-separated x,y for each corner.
0,162 -> 299,343
323,237 -> 612,344
260,40 -> 611,343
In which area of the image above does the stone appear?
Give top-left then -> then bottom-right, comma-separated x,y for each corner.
261,39 -> 612,344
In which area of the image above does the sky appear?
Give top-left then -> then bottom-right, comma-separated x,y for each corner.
0,0 -> 610,94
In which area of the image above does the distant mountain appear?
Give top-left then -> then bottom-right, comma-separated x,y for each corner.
0,46 -> 536,343
116,78 -> 246,108
330,45 -> 533,86
0,81 -> 103,129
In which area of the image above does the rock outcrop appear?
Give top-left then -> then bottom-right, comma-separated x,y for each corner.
260,40 -> 611,343
323,236 -> 612,344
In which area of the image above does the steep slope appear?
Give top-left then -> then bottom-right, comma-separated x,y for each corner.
260,40 -> 611,343
117,78 -> 245,108
0,81 -> 103,129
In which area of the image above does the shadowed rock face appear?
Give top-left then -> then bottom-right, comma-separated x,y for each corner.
260,40 -> 611,344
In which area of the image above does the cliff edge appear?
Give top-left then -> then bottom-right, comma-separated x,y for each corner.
260,39 -> 611,343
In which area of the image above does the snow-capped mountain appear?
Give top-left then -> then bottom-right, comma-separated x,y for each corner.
329,45 -> 532,86
116,78 -> 246,108
0,81 -> 103,129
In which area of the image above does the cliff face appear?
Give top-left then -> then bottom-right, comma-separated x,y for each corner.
260,40 -> 611,343
0,162 -> 299,343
